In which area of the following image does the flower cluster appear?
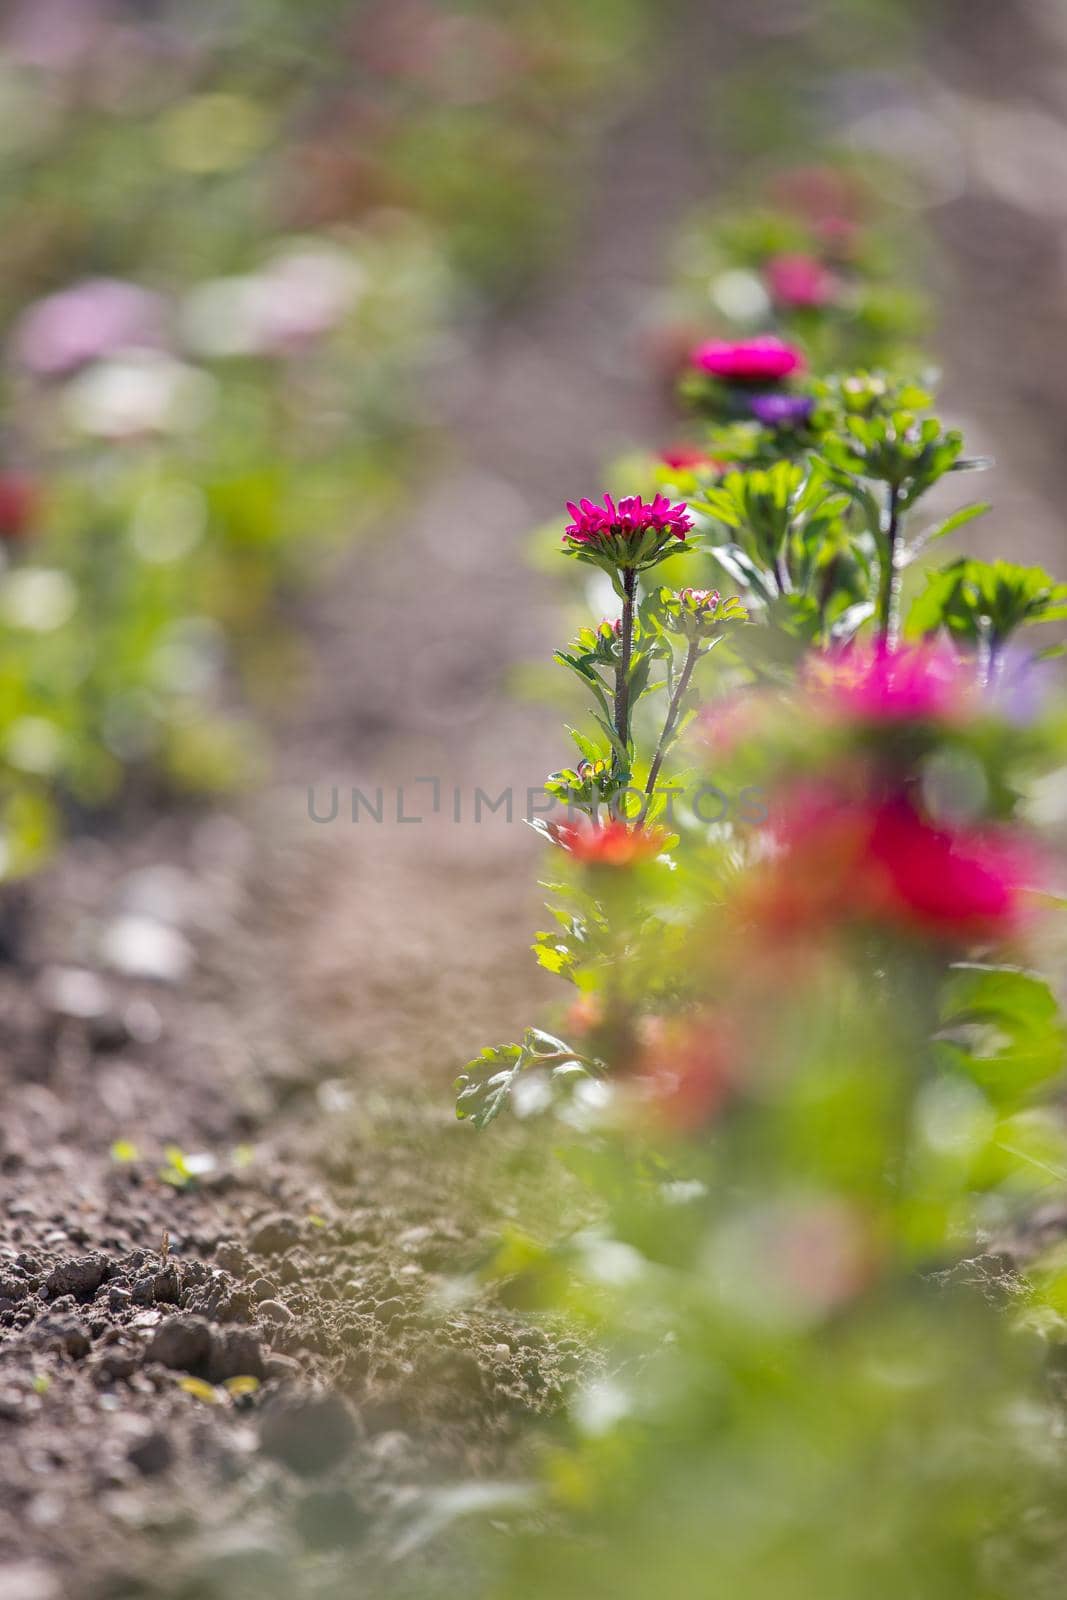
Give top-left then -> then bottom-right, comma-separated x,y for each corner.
805,642 -> 972,726
691,334 -> 804,383
554,819 -> 667,867
746,789 -> 1031,943
765,252 -> 838,309
563,492 -> 693,570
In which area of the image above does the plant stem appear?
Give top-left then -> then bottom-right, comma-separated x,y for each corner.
640,639 -> 700,821
877,482 -> 902,649
980,626 -> 1002,691
613,567 -> 638,774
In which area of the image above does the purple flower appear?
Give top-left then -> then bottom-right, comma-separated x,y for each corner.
749,393 -> 815,429
12,279 -> 167,378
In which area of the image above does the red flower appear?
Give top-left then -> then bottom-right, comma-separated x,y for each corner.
563,493 -> 692,549
748,789 -> 1032,942
691,335 -> 805,384
554,819 -> 667,867
866,800 -> 1031,938
0,474 -> 38,543
661,444 -> 723,474
765,253 -> 838,309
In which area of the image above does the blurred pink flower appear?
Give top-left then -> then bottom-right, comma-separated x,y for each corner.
563,493 -> 692,549
766,253 -> 838,309
806,643 -> 973,726
691,335 -> 804,384
631,1015 -> 735,1135
748,788 -> 1033,942
866,798 -> 1032,939
12,279 -> 167,377
3,0 -> 106,72
772,165 -> 867,227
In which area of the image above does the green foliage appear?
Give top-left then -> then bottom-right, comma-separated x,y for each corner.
455,1031 -> 600,1129
909,559 -> 1067,652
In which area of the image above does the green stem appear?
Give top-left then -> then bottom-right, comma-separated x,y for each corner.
640,639 -> 700,823
817,553 -> 840,639
877,482 -> 902,648
613,567 -> 638,775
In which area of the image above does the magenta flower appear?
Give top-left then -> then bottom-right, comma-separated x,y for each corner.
691,335 -> 804,384
564,494 -> 692,570
806,643 -> 973,726
765,253 -> 837,309
747,787 -> 1032,942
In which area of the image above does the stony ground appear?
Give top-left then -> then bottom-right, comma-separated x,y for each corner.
5,3 -> 1067,1597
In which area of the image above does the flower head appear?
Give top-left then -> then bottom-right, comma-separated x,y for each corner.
563,493 -> 692,570
554,819 -> 667,868
691,335 -> 804,384
749,393 -> 815,429
679,587 -> 719,618
766,253 -> 838,309
12,278 -> 167,377
746,788 -> 1032,943
805,643 -> 973,727
661,443 -> 723,474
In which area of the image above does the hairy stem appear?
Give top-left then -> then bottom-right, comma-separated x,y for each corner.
613,567 -> 638,774
877,482 -> 902,648
640,639 -> 700,822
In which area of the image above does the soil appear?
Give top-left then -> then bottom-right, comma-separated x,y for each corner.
4,4 -> 1067,1597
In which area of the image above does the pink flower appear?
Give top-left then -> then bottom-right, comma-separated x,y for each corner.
563,493 -> 692,549
866,799 -> 1031,938
805,644 -> 973,726
772,165 -> 866,227
12,279 -> 167,377
679,587 -> 720,618
691,335 -> 805,384
766,253 -> 838,308
554,819 -> 668,867
747,788 -> 1032,942
629,1014 -> 735,1135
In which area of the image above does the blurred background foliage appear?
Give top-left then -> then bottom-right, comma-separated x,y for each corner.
0,0 -> 655,879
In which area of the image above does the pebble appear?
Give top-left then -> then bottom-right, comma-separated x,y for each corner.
146,1315 -> 213,1373
207,1328 -> 266,1384
258,1300 -> 293,1325
258,1394 -> 358,1477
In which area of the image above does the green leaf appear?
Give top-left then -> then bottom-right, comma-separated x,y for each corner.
938,964 -> 1067,1104
455,1043 -> 526,1128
